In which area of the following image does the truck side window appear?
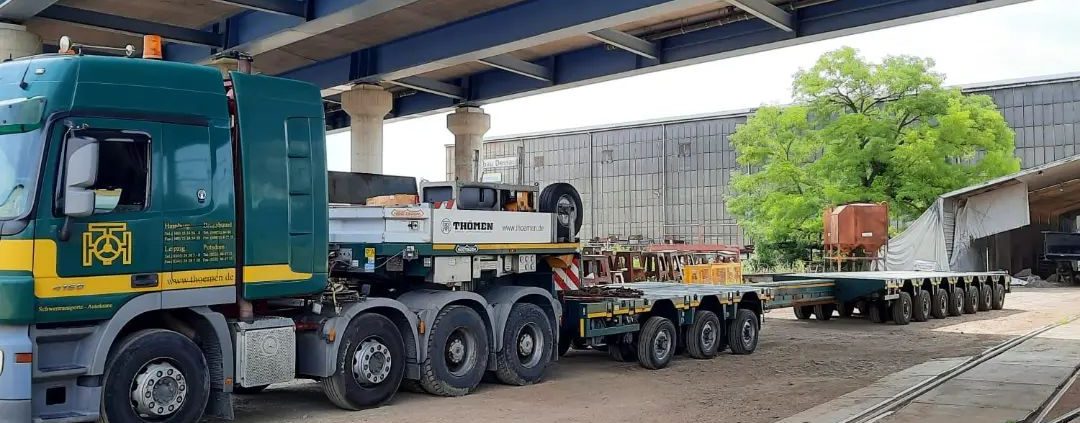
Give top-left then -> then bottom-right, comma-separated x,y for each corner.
65,129 -> 152,213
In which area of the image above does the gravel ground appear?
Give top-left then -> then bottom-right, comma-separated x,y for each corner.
215,288 -> 1080,423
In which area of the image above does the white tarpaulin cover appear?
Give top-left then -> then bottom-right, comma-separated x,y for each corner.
882,199 -> 950,271
950,182 -> 1030,270
884,182 -> 1029,272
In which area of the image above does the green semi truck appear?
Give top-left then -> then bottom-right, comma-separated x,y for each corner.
0,50 -> 778,422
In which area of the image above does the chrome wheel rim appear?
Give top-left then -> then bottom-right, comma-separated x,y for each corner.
352,338 -> 392,385
131,361 -> 187,418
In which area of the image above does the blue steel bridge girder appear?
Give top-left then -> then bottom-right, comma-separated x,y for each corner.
312,0 -> 1026,124
163,0 -> 424,64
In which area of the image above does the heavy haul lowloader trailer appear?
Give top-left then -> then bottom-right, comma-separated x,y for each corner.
760,271 -> 1011,324
558,282 -> 775,368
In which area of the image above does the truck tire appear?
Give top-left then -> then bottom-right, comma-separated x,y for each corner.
420,305 -> 489,397
100,329 -> 209,423
813,304 -> 834,321
868,302 -> 884,323
727,309 -> 759,355
539,183 -> 583,239
930,289 -> 948,319
912,290 -> 931,322
891,292 -> 912,325
793,305 -> 813,320
977,283 -> 992,312
637,317 -> 677,369
686,310 -> 721,359
495,303 -> 553,386
963,286 -> 979,314
992,283 -> 1006,310
322,313 -> 406,410
557,332 -> 572,357
948,287 -> 964,316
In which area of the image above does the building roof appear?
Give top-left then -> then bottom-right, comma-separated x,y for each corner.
482,71 -> 1080,143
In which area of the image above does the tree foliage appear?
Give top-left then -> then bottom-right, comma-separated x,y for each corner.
728,47 -> 1019,265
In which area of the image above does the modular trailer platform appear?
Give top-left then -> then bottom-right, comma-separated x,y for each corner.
558,271 -> 1011,369
770,271 -> 1011,324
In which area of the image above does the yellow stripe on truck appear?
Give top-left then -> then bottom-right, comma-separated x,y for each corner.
243,265 -> 313,283
0,239 -> 33,271
0,239 -> 313,297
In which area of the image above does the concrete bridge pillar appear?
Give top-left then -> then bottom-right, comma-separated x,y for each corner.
342,84 -> 393,174
0,24 -> 41,60
447,106 -> 491,182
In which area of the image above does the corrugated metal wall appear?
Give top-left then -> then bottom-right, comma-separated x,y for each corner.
443,76 -> 1080,244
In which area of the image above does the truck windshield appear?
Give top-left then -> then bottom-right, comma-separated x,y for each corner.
0,129 -> 43,220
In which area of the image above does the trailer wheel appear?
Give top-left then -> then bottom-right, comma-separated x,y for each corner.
100,329 -> 209,423
728,309 -> 759,355
891,292 -> 912,325
813,304 -> 835,321
838,303 -> 854,318
930,289 -> 948,319
991,283 -> 1006,310
793,306 -> 813,320
495,303 -> 553,386
963,286 -> 979,314
636,317 -> 677,369
539,183 -> 583,239
868,302 -> 884,323
420,305 -> 489,397
322,313 -> 406,409
686,311 -> 721,359
977,283 -> 992,311
607,336 -> 637,362
912,290 -> 931,322
948,287 -> 964,316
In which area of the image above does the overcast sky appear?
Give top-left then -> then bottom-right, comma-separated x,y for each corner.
325,0 -> 1080,181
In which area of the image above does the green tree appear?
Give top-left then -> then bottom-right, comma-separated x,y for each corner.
728,47 -> 1019,266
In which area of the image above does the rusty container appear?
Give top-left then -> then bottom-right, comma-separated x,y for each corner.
823,203 -> 889,253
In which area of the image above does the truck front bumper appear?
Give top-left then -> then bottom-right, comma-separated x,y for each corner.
0,399 -> 31,421
0,325 -> 32,420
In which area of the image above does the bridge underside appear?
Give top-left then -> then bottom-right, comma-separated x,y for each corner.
0,0 -> 1028,177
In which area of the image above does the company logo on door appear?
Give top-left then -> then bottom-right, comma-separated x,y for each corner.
441,218 -> 494,234
83,222 -> 132,267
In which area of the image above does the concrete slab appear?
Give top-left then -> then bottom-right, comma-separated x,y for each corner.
777,359 -> 965,423
882,402 -> 1032,423
911,378 -> 1058,409
957,362 -> 1077,386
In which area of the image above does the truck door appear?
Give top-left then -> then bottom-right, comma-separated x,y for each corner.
160,122 -> 237,307
34,118 -> 165,322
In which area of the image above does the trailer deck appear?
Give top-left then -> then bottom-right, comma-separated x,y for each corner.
556,270 -> 1013,370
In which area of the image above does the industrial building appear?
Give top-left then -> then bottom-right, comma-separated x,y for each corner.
446,72 -> 1080,245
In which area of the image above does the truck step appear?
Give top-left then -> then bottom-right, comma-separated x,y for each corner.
35,364 -> 89,379
34,411 -> 98,423
33,326 -> 96,342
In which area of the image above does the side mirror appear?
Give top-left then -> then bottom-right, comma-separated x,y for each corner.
63,139 -> 99,217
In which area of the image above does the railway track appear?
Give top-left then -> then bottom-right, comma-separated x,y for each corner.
838,314 -> 1080,423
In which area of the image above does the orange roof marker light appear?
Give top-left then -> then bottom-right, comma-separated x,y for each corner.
142,35 -> 163,60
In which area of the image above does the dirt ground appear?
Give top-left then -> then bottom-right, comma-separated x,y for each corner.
216,287 -> 1080,423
